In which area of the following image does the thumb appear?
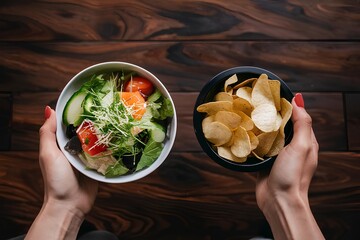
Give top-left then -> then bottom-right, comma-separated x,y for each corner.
39,106 -> 58,156
290,93 -> 313,148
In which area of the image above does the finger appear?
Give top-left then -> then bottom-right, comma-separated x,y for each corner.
311,128 -> 319,152
289,94 -> 313,149
39,106 -> 59,157
307,129 -> 319,174
299,128 -> 319,190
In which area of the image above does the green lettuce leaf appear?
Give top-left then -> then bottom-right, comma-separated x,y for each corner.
81,74 -> 105,91
147,90 -> 174,120
105,161 -> 129,178
159,98 -> 174,119
136,138 -> 163,171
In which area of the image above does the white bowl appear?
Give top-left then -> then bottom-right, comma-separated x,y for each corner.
56,62 -> 177,183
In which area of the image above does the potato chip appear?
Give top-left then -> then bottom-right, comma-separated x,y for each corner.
197,73 -> 293,164
215,111 -> 242,130
233,97 -> 253,116
251,74 -> 274,107
252,151 -> 264,161
253,131 -> 278,158
268,80 -> 281,111
230,127 -> 251,158
224,74 -> 238,94
233,78 -> 257,90
252,125 -> 263,136
265,98 -> 292,157
274,112 -> 282,132
267,131 -> 285,157
214,92 -> 233,102
280,98 -> 292,134
236,111 -> 254,131
197,101 -> 232,115
247,130 -> 259,150
223,134 -> 235,147
217,146 -> 247,163
203,121 -> 232,146
235,86 -> 252,103
251,104 -> 277,132
267,99 -> 291,156
202,115 -> 214,130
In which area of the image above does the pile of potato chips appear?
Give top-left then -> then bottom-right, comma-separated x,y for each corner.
197,74 -> 292,163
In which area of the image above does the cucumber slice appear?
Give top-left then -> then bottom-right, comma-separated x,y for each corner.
62,90 -> 87,126
83,94 -> 95,114
149,122 -> 166,142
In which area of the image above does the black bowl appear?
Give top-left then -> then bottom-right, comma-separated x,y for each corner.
193,66 -> 294,172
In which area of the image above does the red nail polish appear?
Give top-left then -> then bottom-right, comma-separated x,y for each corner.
45,106 -> 52,120
294,93 -> 305,108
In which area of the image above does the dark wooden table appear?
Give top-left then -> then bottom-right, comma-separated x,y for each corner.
1,1 -> 359,239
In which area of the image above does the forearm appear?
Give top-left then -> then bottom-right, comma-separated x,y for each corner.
25,200 -> 84,240
262,194 -> 324,240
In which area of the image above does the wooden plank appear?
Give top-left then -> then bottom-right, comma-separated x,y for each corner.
345,93 -> 360,151
0,0 -> 359,41
0,93 -> 12,150
1,1 -> 358,239
11,92 -> 56,150
3,151 -> 356,208
0,151 -> 359,239
0,42 -> 359,93
303,93 -> 346,151
11,92 -> 346,151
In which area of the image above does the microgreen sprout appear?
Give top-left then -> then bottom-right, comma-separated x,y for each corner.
85,74 -> 146,157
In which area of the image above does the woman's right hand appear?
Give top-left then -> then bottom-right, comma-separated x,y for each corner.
256,93 -> 324,240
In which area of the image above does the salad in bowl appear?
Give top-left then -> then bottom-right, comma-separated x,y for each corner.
56,62 -> 177,183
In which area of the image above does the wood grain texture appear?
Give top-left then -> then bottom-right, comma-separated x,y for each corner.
1,0 -> 359,239
0,151 -> 359,239
10,92 -> 346,151
1,0 -> 359,41
346,93 -> 360,151
1,42 -> 359,93
303,93 -> 347,151
0,93 -> 12,150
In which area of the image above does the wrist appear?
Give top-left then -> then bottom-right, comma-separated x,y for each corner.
262,193 -> 324,240
44,197 -> 86,220
25,199 -> 85,240
262,192 -> 306,217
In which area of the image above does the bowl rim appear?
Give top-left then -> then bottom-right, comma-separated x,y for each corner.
55,61 -> 177,183
193,66 -> 293,172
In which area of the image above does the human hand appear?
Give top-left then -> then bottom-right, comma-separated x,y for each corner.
39,106 -> 98,216
256,93 -> 318,209
25,106 -> 98,239
255,93 -> 324,239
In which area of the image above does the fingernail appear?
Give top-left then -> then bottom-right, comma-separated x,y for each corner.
294,93 -> 305,108
44,106 -> 52,120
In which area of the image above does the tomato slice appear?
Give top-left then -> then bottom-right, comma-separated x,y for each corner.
76,120 -> 107,156
124,76 -> 154,97
120,91 -> 146,120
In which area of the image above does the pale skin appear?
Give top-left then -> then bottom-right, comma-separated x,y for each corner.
25,107 -> 98,240
256,94 -> 324,239
26,93 -> 324,239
